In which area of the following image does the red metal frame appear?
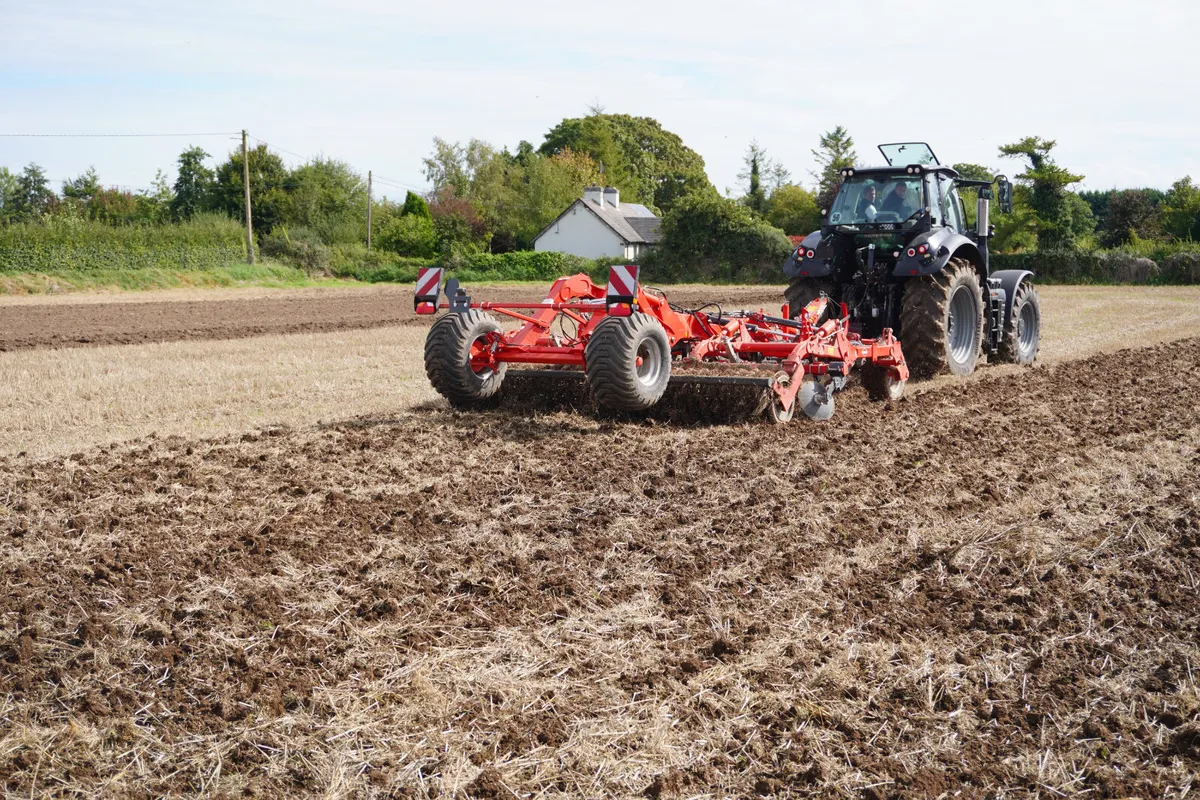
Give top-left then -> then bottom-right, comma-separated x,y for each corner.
418,269 -> 909,413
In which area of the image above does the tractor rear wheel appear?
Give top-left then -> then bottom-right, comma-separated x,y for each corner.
996,280 -> 1041,364
785,277 -> 836,321
424,310 -> 507,407
899,258 -> 984,379
585,313 -> 671,412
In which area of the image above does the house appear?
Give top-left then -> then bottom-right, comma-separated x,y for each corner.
533,186 -> 662,260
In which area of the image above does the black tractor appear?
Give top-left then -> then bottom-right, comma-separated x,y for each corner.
784,142 -> 1041,378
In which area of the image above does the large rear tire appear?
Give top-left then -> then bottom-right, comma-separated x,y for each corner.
996,280 -> 1041,365
424,311 -> 507,408
899,258 -> 984,379
785,277 -> 836,322
585,313 -> 671,412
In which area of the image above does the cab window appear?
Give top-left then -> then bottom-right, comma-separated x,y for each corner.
939,174 -> 963,232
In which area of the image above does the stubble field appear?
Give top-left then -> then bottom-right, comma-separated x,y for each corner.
0,283 -> 1198,798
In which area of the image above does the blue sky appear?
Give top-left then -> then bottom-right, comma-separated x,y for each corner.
3,0 -> 1199,199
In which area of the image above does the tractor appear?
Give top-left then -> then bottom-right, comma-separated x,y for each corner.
784,142 -> 1041,378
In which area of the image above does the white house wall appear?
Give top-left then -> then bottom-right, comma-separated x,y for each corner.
534,203 -> 626,259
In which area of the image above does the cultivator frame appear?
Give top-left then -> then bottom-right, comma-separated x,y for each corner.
415,266 -> 909,422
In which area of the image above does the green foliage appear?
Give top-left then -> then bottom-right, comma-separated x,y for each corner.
402,190 -> 431,219
284,157 -> 366,245
375,213 -> 437,258
740,143 -> 768,216
11,164 -> 56,220
811,127 -> 856,211
259,226 -> 331,273
653,192 -> 792,281
0,214 -> 245,273
765,184 -> 821,236
1163,177 -> 1200,241
539,113 -> 712,213
999,136 -> 1085,251
171,147 -> 215,221
0,167 -> 16,221
1095,189 -> 1163,247
213,144 -> 289,233
62,167 -> 100,201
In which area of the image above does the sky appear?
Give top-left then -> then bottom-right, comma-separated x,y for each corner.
3,0 -> 1199,200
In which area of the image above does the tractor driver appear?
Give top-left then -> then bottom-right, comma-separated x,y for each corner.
879,181 -> 915,218
856,184 -> 878,221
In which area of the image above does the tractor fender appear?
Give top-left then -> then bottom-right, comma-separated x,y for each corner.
783,231 -> 833,278
893,230 -> 981,277
990,269 -> 1035,327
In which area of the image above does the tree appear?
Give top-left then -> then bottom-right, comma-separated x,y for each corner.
998,136 -> 1084,250
428,186 -> 489,256
655,192 -> 792,280
811,126 -> 856,210
213,144 -> 289,233
402,190 -> 431,219
284,157 -> 366,244
539,113 -> 713,213
1163,177 -> 1200,241
11,163 -> 55,220
1098,189 -> 1162,247
765,184 -> 821,236
737,141 -> 788,216
62,167 -> 100,201
0,167 -> 17,221
171,146 -> 215,221
952,162 -> 995,229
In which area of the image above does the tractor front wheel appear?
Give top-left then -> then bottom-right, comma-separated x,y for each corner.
585,313 -> 671,412
900,258 -> 984,379
996,280 -> 1041,365
424,310 -> 507,408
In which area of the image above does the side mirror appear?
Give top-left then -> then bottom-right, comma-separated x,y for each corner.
995,175 -> 1014,214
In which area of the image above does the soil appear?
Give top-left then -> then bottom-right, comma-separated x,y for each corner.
0,285 -> 786,352
0,337 -> 1198,797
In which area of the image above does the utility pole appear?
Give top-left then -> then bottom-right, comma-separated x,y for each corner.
367,170 -> 373,250
241,129 -> 254,264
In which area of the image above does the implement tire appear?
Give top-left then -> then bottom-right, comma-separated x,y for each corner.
900,258 -> 984,379
585,313 -> 671,412
424,311 -> 507,408
786,277 -> 836,322
996,280 -> 1041,365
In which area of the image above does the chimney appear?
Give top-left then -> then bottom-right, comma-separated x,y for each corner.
603,186 -> 619,211
583,185 -> 603,206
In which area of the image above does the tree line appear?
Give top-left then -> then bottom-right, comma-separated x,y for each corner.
3,114 -> 1199,282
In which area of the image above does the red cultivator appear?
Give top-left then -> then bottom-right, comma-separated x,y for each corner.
416,266 -> 909,422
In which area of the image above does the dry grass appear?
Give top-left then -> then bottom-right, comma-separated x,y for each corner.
2,284 -> 1199,460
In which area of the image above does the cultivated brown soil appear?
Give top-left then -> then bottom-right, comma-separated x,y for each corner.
0,285 -> 786,352
2,337 -> 1198,797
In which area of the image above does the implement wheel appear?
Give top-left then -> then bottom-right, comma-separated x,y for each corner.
585,313 -> 671,412
900,258 -> 984,379
996,280 -> 1041,365
424,310 -> 507,408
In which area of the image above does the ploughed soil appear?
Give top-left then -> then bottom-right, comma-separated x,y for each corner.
2,339 -> 1198,798
0,285 -> 785,352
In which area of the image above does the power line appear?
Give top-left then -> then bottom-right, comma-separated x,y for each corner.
0,132 -> 240,138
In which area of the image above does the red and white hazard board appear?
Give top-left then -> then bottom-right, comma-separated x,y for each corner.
414,267 -> 444,314
606,265 -> 639,300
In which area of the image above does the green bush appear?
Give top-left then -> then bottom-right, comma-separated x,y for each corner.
376,214 -> 437,258
0,214 -> 245,273
652,192 -> 793,282
329,243 -> 432,283
260,226 -> 331,274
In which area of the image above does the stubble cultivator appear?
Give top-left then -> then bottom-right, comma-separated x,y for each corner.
416,266 -> 909,423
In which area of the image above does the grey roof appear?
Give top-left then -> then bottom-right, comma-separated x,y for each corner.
626,216 -> 662,243
534,198 -> 662,245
